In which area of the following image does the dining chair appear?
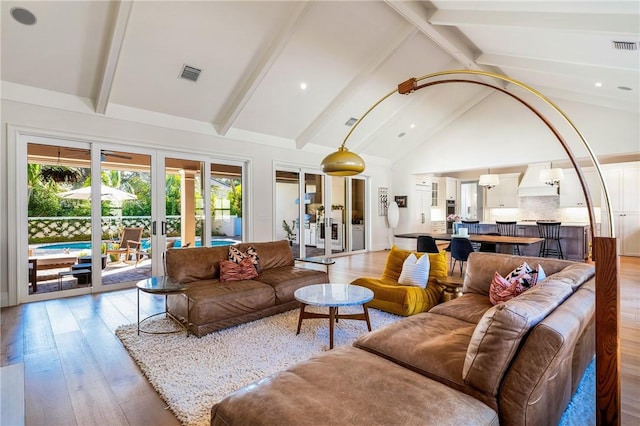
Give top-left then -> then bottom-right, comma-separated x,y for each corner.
537,221 -> 564,259
416,236 -> 439,253
450,237 -> 475,277
496,221 -> 521,255
479,232 -> 500,253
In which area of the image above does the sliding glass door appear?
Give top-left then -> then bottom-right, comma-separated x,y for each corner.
19,136 -> 247,303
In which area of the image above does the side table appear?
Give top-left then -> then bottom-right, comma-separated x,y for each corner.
137,276 -> 189,336
436,275 -> 464,302
295,256 -> 336,278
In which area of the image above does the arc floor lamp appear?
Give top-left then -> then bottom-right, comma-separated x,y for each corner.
321,70 -> 620,425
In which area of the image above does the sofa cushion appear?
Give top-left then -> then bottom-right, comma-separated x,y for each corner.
220,258 -> 258,281
398,253 -> 430,288
166,246 -> 229,283
182,279 -> 276,325
354,312 -> 500,410
546,263 -> 595,292
211,346 -> 499,426
429,293 -> 493,324
236,240 -> 294,270
256,266 -> 328,304
463,279 -> 573,396
463,252 -> 584,296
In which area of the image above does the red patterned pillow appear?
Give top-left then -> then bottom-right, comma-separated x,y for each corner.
228,245 -> 260,271
489,262 -> 541,305
219,258 -> 258,281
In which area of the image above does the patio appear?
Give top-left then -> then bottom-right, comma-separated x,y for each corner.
29,246 -> 152,294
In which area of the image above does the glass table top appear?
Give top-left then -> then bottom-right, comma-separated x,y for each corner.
294,284 -> 373,307
136,276 -> 186,294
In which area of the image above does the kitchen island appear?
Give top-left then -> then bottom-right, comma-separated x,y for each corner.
455,222 -> 591,262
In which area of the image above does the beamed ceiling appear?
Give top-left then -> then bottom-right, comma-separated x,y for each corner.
2,1 -> 639,164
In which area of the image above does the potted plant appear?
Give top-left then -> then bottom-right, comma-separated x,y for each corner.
282,220 -> 296,245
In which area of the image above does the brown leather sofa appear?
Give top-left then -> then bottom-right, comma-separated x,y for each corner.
210,252 -> 596,425
165,240 -> 328,337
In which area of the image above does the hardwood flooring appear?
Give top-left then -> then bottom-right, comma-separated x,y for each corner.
1,252 -> 638,425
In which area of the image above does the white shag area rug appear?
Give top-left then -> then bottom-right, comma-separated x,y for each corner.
116,308 -> 595,426
116,307 -> 402,426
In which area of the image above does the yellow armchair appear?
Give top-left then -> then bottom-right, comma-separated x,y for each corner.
352,246 -> 447,316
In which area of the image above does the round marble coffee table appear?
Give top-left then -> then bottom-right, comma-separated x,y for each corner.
294,283 -> 374,349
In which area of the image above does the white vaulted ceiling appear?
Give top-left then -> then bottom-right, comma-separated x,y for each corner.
2,1 -> 638,163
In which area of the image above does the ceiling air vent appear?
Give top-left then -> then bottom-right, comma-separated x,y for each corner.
180,65 -> 201,82
612,41 -> 637,51
345,117 -> 358,127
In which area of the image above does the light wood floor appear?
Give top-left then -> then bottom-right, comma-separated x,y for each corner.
1,252 -> 638,425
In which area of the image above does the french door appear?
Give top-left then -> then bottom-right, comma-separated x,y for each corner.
18,135 -> 246,303
274,166 -> 368,259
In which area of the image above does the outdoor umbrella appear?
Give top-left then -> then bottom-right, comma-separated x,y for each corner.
58,184 -> 137,202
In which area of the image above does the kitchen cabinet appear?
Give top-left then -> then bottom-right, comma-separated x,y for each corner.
601,162 -> 640,256
614,213 -> 640,256
445,177 -> 458,201
431,221 -> 446,234
485,173 -> 520,208
560,169 -> 601,208
352,224 -> 365,251
415,184 -> 431,233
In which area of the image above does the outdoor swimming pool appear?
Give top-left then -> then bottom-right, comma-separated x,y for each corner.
37,239 -> 236,251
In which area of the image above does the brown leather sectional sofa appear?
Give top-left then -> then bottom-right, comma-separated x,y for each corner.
210,252 -> 596,425
165,240 -> 328,337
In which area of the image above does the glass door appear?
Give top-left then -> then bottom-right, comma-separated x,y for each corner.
26,141 -> 94,297
350,178 -> 366,251
163,157 -> 205,249
210,162 -> 244,245
99,148 -> 153,289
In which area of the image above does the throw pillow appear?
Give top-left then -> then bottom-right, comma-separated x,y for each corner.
398,253 -> 430,288
228,245 -> 260,271
536,264 -> 546,282
489,261 -> 541,305
219,258 -> 258,281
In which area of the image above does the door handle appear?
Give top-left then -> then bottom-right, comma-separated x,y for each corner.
152,221 -> 157,235
161,221 -> 167,235
421,213 -> 425,224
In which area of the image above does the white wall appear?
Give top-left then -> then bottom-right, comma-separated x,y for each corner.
394,92 -> 640,175
0,100 -> 392,306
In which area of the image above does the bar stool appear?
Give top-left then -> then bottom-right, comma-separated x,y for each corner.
537,221 -> 564,259
461,220 -> 480,250
460,220 -> 480,235
496,221 -> 520,255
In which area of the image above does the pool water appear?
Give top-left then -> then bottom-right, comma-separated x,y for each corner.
38,239 -> 235,251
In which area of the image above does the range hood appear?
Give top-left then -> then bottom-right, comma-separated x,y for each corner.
517,162 -> 559,197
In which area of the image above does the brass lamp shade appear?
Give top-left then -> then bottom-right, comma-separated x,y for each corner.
321,146 -> 365,176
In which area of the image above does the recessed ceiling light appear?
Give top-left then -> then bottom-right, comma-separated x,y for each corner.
594,82 -> 603,87
10,7 -> 37,25
300,82 -> 307,90
617,86 -> 632,91
410,124 -> 416,129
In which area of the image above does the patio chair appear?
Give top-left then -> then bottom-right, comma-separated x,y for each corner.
106,227 -> 144,265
